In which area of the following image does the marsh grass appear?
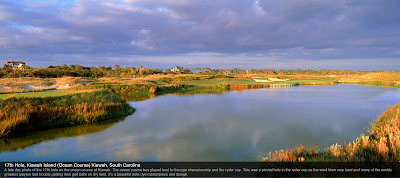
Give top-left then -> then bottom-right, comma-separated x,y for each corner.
86,83 -> 159,94
117,94 -> 157,102
336,72 -> 400,88
229,84 -> 271,90
0,77 -> 53,87
217,82 -> 229,89
0,89 -> 134,137
344,81 -> 400,88
263,102 -> 400,162
67,82 -> 189,94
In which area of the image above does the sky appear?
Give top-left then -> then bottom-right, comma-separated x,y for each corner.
0,0 -> 399,70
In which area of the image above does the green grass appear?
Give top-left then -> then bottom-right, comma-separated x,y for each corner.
0,90 -> 91,99
182,78 -> 259,86
182,78 -> 335,86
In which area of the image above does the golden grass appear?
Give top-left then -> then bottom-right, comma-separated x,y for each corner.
0,77 -> 53,87
53,77 -> 95,85
0,90 -> 134,137
263,102 -> 400,162
0,77 -> 97,93
262,145 -> 318,162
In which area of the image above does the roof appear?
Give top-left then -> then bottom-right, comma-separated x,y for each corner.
7,61 -> 25,64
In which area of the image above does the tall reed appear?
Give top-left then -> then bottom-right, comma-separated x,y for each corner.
0,89 -> 134,137
263,102 -> 400,162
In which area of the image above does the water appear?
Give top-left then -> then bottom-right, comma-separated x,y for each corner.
1,84 -> 399,161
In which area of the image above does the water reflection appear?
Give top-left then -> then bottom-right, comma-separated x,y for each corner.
1,85 -> 399,161
115,85 -> 400,161
118,89 -> 228,102
0,116 -> 126,152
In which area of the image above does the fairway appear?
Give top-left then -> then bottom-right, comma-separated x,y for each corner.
0,90 -> 93,99
182,78 -> 335,86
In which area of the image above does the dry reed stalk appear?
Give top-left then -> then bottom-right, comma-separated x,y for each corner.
361,136 -> 370,147
377,137 -> 389,159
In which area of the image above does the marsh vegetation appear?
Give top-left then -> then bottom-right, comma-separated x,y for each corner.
263,102 -> 400,162
0,89 -> 134,137
0,65 -> 399,162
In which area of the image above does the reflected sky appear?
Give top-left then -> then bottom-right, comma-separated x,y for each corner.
1,85 -> 399,161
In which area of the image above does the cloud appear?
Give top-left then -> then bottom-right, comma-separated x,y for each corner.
322,48 -> 336,52
0,0 -> 399,69
348,39 -> 376,46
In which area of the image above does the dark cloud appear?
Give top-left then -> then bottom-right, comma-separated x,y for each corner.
0,0 -> 399,69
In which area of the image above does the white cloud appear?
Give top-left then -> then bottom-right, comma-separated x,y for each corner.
140,29 -> 149,34
322,48 -> 336,52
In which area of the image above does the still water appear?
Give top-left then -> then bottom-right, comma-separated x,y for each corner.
1,85 -> 399,161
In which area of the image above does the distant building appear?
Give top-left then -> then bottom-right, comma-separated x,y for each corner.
3,60 -> 26,68
170,65 -> 183,72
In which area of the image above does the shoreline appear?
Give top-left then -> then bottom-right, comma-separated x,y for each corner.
1,75 -> 399,162
263,100 -> 400,162
0,89 -> 135,137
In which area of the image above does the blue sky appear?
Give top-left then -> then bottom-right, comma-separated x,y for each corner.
0,0 -> 399,70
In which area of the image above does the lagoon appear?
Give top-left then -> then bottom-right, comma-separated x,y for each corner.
1,84 -> 399,161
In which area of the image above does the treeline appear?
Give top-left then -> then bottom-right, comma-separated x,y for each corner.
1,64 -> 398,78
195,67 -> 398,76
0,64 -> 192,78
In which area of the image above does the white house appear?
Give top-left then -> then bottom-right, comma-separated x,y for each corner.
3,60 -> 26,68
170,66 -> 183,72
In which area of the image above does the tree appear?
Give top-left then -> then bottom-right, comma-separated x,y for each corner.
137,66 -> 144,74
114,65 -> 120,70
75,65 -> 83,71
